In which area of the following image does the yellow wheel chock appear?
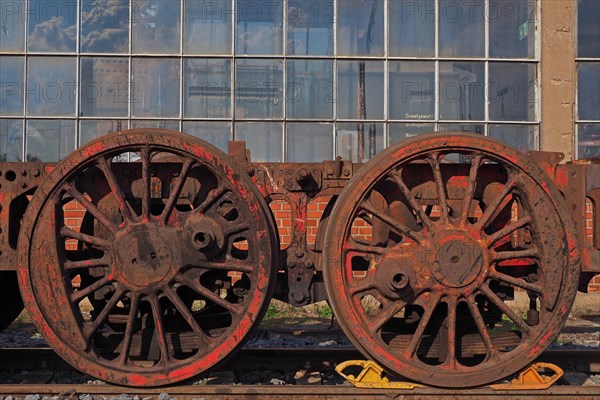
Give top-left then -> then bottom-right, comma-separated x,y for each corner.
489,362 -> 564,390
335,360 -> 425,389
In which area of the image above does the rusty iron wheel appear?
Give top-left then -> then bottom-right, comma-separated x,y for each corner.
323,133 -> 580,388
0,272 -> 24,331
17,129 -> 278,386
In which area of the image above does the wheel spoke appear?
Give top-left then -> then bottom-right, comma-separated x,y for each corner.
64,256 -> 110,271
163,286 -> 205,337
97,157 -> 134,222
61,227 -> 111,250
198,259 -> 255,274
460,154 -> 483,223
480,284 -> 531,334
465,295 -> 497,360
489,270 -> 543,295
372,300 -> 407,333
348,278 -> 375,296
224,223 -> 250,237
64,183 -> 118,234
475,179 -> 517,231
493,248 -> 539,262
198,185 -> 228,213
443,296 -> 457,368
84,287 -> 124,343
360,201 -> 422,243
71,275 -> 113,303
427,153 -> 449,222
176,274 -> 242,316
487,216 -> 533,247
161,158 -> 193,224
389,170 -> 432,230
149,294 -> 171,364
116,292 -> 139,367
404,293 -> 441,359
345,238 -> 386,256
140,146 -> 151,221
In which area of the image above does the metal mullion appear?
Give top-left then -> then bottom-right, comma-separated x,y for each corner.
282,0 -> 288,162
434,0 -> 439,125
178,0 -> 184,123
484,0 -> 490,136
231,0 -> 236,141
21,0 -> 30,161
383,0 -> 389,149
331,0 -> 339,159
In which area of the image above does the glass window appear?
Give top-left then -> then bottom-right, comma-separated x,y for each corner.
183,121 -> 231,151
389,0 -> 435,57
338,0 -> 384,56
0,119 -> 23,161
578,0 -> 600,58
27,56 -> 76,117
131,58 -> 180,118
131,120 -> 180,130
489,0 -> 536,58
236,0 -> 283,55
184,0 -> 231,55
337,60 -> 384,120
27,119 -> 75,161
439,61 -> 485,121
287,0 -> 333,55
235,59 -> 283,119
389,123 -> 434,144
80,120 -> 128,145
0,0 -> 25,52
578,62 -> 600,121
439,0 -> 484,57
133,0 -> 180,54
389,61 -> 435,120
438,123 -> 485,134
81,0 -> 129,53
286,122 -> 332,162
577,124 -> 600,159
0,56 -> 24,116
27,0 -> 77,52
489,62 -> 536,121
489,124 -> 537,152
286,60 -> 333,119
235,122 -> 282,162
184,58 -> 231,118
336,122 -> 384,162
80,57 -> 129,117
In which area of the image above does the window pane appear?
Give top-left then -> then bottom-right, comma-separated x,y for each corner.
489,124 -> 537,151
489,62 -> 536,121
27,119 -> 75,161
439,61 -> 484,121
131,120 -> 180,130
286,122 -> 332,162
183,121 -> 231,151
0,0 -> 25,51
27,56 -> 76,116
287,0 -> 333,55
336,122 -> 384,162
489,0 -> 536,58
577,124 -> 600,159
286,60 -> 333,119
81,0 -> 129,53
337,61 -> 384,120
578,62 -> 600,121
80,57 -> 128,117
235,122 -> 282,162
439,0 -> 484,57
27,0 -> 77,52
236,0 -> 283,55
133,0 -> 180,54
184,58 -> 231,118
389,0 -> 434,57
184,0 -> 231,55
389,123 -> 434,145
235,59 -> 283,119
0,119 -> 23,161
131,58 -> 180,118
438,123 -> 485,134
389,61 -> 435,120
338,0 -> 384,56
0,56 -> 24,116
80,120 -> 128,145
578,0 -> 600,58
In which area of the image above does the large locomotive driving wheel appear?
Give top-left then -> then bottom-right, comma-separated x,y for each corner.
18,129 -> 277,386
323,133 -> 580,388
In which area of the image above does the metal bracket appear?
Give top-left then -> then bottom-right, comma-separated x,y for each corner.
335,360 -> 425,389
489,362 -> 564,390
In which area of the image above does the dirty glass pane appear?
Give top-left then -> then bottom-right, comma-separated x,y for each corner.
81,0 -> 129,53
439,0 -> 484,57
27,119 -> 75,161
183,121 -> 231,152
287,0 -> 333,55
389,61 -> 435,120
489,62 -> 536,121
80,120 -> 128,145
236,0 -> 283,55
286,59 -> 333,119
439,61 -> 484,121
489,0 -> 536,58
438,123 -> 485,134
578,62 -> 600,121
0,119 -> 23,161
80,57 -> 129,117
0,56 -> 24,116
389,0 -> 435,57
577,124 -> 600,159
184,0 -> 231,55
131,120 -> 180,130
27,0 -> 77,52
184,58 -> 231,118
235,59 -> 283,119
578,0 -> 600,58
0,0 -> 25,52
235,122 -> 282,162
336,122 -> 384,162
27,56 -> 76,116
133,0 -> 180,54
389,123 -> 434,145
131,58 -> 180,118
287,123 -> 332,162
337,61 -> 384,120
489,124 -> 537,152
338,0 -> 384,56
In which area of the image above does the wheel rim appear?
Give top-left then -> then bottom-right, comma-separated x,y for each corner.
18,129 -> 277,386
323,133 -> 579,388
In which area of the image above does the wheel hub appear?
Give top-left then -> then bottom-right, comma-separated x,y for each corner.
432,237 -> 484,288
